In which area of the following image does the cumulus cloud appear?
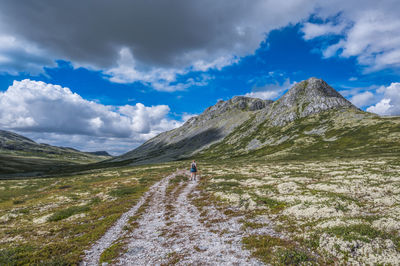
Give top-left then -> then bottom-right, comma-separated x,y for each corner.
302,0 -> 400,71
367,83 -> 400,115
0,0 -> 318,88
104,48 -> 215,91
0,79 -> 183,154
349,91 -> 375,108
245,78 -> 294,100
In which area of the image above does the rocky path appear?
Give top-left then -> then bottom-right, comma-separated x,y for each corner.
82,171 -> 179,265
84,170 -> 268,265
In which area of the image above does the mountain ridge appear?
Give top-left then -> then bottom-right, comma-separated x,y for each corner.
114,77 -> 376,164
0,129 -> 112,158
0,129 -> 112,175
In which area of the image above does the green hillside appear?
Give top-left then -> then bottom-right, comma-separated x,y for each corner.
0,129 -> 111,176
201,108 -> 400,161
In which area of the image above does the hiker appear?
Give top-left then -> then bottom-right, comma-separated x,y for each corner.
190,160 -> 197,181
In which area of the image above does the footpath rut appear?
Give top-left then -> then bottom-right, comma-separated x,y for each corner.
83,170 -> 267,265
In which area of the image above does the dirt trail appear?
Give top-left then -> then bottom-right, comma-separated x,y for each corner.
83,171 -> 270,265
82,171 -> 179,265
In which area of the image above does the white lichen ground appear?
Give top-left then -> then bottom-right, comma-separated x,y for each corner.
202,157 -> 400,264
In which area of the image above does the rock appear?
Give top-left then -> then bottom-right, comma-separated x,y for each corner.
197,245 -> 208,251
127,246 -> 144,256
247,139 -> 262,151
268,77 -> 356,126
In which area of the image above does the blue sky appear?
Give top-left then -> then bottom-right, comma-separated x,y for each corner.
0,0 -> 399,154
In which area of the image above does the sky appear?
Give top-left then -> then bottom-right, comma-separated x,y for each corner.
0,0 -> 399,155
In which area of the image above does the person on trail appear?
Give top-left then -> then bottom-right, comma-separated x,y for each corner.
190,160 -> 197,181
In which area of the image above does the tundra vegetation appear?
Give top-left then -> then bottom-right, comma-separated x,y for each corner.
2,153 -> 399,264
198,155 -> 400,265
0,163 -> 180,264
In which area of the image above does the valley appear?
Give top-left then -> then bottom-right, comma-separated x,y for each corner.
1,78 -> 399,265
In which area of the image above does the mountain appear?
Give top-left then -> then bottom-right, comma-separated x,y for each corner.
114,96 -> 273,164
86,151 -> 112,156
0,130 -> 111,175
0,129 -> 111,160
113,77 -> 400,165
266,77 -> 355,126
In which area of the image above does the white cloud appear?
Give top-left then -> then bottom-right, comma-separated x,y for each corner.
0,79 -> 184,154
191,55 -> 239,72
181,113 -> 197,122
322,40 -> 345,58
367,99 -> 393,115
245,90 -> 281,100
349,91 -> 375,108
304,1 -> 400,71
301,21 -> 346,40
104,48 -> 215,92
367,83 -> 400,115
245,78 -> 294,100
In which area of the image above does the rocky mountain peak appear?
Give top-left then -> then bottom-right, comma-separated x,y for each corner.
283,77 -> 346,104
185,96 -> 273,126
268,77 -> 355,126
203,96 -> 272,115
230,96 -> 273,111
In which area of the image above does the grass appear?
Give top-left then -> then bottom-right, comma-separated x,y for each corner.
109,186 -> 146,197
48,205 -> 90,222
324,224 -> 395,244
254,195 -> 286,213
99,242 -> 125,264
0,245 -> 36,265
242,235 -> 312,265
277,248 -> 310,265
0,162 -> 181,264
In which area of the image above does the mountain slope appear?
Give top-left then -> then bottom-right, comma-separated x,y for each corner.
115,97 -> 273,164
0,129 -> 111,161
201,107 -> 400,160
116,77 -> 400,164
0,129 -> 111,175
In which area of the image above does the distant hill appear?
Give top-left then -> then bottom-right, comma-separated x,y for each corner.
114,77 -> 400,164
86,151 -> 112,156
0,130 -> 111,175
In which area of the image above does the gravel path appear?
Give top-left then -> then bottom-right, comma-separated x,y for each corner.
82,171 -> 179,265
83,171 -> 270,265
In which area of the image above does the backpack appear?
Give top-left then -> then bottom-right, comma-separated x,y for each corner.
191,163 -> 196,169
